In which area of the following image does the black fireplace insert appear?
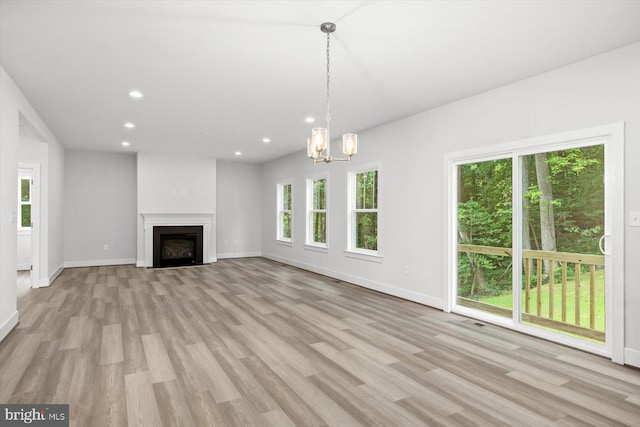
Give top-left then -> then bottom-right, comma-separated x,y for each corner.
153,226 -> 203,268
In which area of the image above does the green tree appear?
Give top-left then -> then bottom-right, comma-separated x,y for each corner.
458,159 -> 512,297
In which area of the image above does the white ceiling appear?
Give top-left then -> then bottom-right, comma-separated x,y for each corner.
2,1 -> 640,163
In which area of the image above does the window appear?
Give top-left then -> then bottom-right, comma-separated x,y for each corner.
277,182 -> 293,242
18,176 -> 31,230
306,176 -> 327,247
347,166 -> 380,256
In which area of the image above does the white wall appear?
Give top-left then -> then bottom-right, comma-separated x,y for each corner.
64,150 -> 136,267
216,161 -> 262,258
136,152 -> 217,265
0,66 -> 64,341
48,134 -> 64,281
261,43 -> 640,364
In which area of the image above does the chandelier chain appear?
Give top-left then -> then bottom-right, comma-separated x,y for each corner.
326,30 -> 331,124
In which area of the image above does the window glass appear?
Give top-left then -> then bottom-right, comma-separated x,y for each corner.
308,178 -> 327,246
349,168 -> 379,254
278,182 -> 293,241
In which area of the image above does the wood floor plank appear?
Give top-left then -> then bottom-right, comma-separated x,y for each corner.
435,333 -> 570,386
150,281 -> 169,296
125,370 -> 163,427
141,333 -> 176,384
1,259 -> 639,427
425,368 -> 558,427
60,315 -> 89,349
626,394 -> 640,406
267,361 -> 362,427
94,363 -> 127,427
153,379 -> 196,427
12,339 -> 59,396
16,302 -> 46,329
185,342 -> 241,403
100,323 -> 124,365
261,409 -> 296,427
0,332 -> 42,401
557,354 -> 640,387
508,370 -> 640,426
241,355 -> 326,427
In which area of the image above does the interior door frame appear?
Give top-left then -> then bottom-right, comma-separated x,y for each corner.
17,162 -> 41,289
443,123 -> 625,364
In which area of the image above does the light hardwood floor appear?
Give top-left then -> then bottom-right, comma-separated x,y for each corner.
1,258 -> 639,426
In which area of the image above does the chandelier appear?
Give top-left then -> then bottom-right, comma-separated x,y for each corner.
307,22 -> 357,164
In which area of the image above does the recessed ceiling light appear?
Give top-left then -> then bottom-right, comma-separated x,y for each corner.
129,90 -> 143,99
262,137 -> 271,143
124,122 -> 135,129
305,116 -> 315,123
235,151 -> 242,156
121,141 -> 130,147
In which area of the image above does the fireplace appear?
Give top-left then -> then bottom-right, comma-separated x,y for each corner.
152,226 -> 203,268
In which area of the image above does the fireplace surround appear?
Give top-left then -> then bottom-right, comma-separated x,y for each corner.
141,213 -> 215,268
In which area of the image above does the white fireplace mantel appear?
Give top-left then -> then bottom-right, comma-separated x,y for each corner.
141,213 -> 216,267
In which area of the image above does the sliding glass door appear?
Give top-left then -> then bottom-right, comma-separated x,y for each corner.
448,124 -> 623,359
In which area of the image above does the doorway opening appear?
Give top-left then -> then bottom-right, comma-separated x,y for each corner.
17,163 -> 40,293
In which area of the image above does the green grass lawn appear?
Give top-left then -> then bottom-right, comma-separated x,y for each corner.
477,269 -> 605,331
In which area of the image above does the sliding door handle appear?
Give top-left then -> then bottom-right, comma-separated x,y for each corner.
598,235 -> 610,256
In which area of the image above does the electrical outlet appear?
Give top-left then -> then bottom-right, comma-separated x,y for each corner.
103,244 -> 109,250
403,265 -> 410,275
631,211 -> 640,227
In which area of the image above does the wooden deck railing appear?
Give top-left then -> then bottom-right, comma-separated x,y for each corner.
457,244 -> 605,341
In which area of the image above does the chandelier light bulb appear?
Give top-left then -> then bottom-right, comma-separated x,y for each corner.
312,128 -> 327,153
307,137 -> 320,159
343,133 -> 357,156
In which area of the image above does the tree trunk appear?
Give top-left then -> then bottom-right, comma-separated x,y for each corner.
459,230 -> 487,295
522,156 -> 531,250
534,153 -> 557,276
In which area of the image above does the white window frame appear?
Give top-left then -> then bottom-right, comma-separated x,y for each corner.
17,172 -> 32,232
276,180 -> 293,245
346,162 -> 382,262
305,172 -> 329,251
444,123 -> 624,363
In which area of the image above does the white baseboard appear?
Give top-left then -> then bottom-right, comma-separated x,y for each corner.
17,263 -> 31,271
262,253 -> 443,310
42,264 -> 65,287
136,260 -> 145,268
64,258 -> 136,268
0,311 -> 19,343
217,251 -> 262,259
624,347 -> 640,368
